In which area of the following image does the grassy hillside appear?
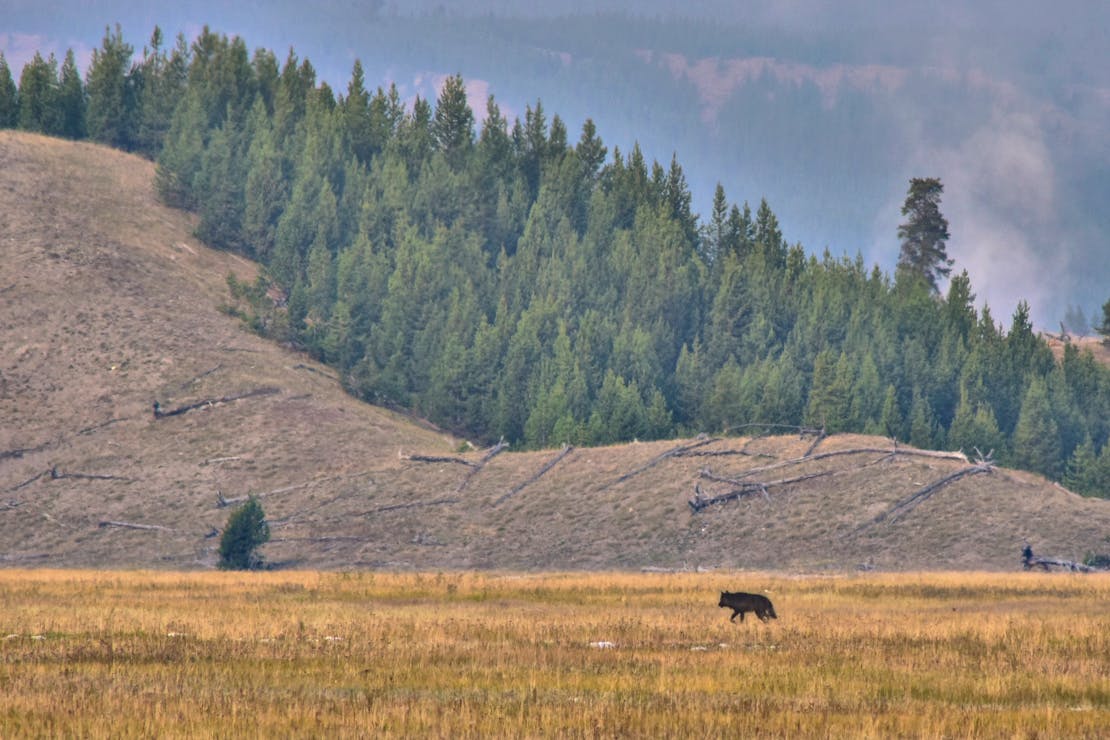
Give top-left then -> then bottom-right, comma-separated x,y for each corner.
2,131 -> 1108,571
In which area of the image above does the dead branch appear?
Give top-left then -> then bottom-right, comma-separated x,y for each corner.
802,428 -> 828,457
455,437 -> 508,493
8,470 -> 49,491
77,418 -> 125,436
724,444 -> 968,483
178,364 -> 222,390
1024,556 -> 1099,573
97,520 -> 177,533
216,475 -> 342,508
202,456 -> 243,466
495,445 -> 574,505
874,462 -> 995,526
154,386 -> 280,419
1,442 -> 49,463
364,498 -> 458,515
292,363 -> 338,381
50,466 -> 135,483
672,446 -> 773,460
689,469 -> 837,512
608,437 -> 719,488
400,452 -> 478,467
480,437 -> 510,464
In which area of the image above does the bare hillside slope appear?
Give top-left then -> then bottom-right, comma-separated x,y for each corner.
2,131 -> 1107,571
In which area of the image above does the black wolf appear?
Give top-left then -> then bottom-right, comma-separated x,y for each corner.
719,591 -> 777,623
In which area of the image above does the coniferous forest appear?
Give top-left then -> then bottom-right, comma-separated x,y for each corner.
3,25 -> 1110,496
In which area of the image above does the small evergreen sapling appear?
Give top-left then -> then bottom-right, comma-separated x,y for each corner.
218,497 -> 270,570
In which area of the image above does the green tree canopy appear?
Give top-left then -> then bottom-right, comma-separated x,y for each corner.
218,497 -> 270,570
897,177 -> 952,293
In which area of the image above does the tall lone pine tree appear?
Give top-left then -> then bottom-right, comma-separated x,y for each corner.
897,177 -> 953,293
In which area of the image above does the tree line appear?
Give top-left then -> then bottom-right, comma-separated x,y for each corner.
3,25 -> 1110,496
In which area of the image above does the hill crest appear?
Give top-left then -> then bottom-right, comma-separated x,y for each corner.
2,131 -> 1107,571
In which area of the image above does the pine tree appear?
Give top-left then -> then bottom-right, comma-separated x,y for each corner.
218,497 -> 270,570
1063,435 -> 1101,496
56,50 -> 86,139
342,59 -> 374,165
431,73 -> 474,170
134,27 -> 189,158
85,24 -> 137,149
0,52 -> 17,128
155,87 -> 206,209
17,52 -> 58,133
242,98 -> 288,260
1012,376 -> 1063,479
1096,298 -> 1110,343
896,177 -> 952,292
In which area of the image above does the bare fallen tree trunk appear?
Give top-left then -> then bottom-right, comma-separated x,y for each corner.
455,437 -> 508,493
50,466 -> 135,482
9,470 -> 50,491
1025,556 -> 1100,573
98,520 -> 177,533
364,498 -> 458,515
607,437 -> 718,488
689,469 -> 837,512
400,452 -> 478,467
154,386 -> 280,419
178,363 -> 222,390
216,475 -> 346,508
724,444 -> 969,483
801,428 -> 828,457
879,462 -> 994,524
495,444 -> 574,505
0,442 -> 49,463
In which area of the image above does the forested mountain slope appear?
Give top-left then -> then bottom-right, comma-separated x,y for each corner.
6,25 -> 1110,494
2,130 -> 1107,571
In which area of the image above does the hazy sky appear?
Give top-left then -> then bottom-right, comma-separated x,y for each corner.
4,1 -> 1108,328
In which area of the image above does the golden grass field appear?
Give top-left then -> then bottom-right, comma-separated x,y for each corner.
1,570 -> 1106,738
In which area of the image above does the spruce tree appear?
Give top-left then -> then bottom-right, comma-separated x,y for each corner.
56,50 -> 85,139
0,52 -> 17,128
85,24 -> 137,149
896,177 -> 952,292
431,73 -> 474,170
218,497 -> 270,570
17,52 -> 58,133
1012,376 -> 1063,479
1097,298 -> 1110,343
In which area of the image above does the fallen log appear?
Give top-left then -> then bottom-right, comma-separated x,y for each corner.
724,444 -> 969,483
608,437 -> 718,487
495,444 -> 574,505
50,466 -> 135,483
689,469 -> 836,512
98,520 -> 176,533
178,364 -> 222,390
455,437 -> 508,493
802,428 -> 828,457
400,452 -> 478,467
881,463 -> 994,524
0,442 -> 49,463
9,470 -> 49,491
364,498 -> 458,515
154,386 -> 280,419
1024,556 -> 1099,573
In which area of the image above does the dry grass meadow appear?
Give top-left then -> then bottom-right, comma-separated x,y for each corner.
1,570 -> 1107,737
